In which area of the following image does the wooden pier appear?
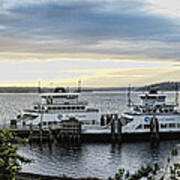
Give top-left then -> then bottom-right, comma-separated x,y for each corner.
53,118 -> 81,143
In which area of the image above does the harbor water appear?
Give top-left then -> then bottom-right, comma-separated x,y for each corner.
1,91 -> 180,178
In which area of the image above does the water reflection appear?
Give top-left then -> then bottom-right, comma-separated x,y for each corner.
18,140 -> 180,178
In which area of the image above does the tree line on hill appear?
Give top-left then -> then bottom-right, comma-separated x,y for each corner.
136,82 -> 180,91
0,82 -> 179,93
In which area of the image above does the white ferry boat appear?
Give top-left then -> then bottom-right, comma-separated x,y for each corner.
15,88 -> 101,130
121,89 -> 180,133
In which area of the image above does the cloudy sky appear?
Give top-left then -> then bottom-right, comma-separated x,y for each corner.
1,0 -> 180,87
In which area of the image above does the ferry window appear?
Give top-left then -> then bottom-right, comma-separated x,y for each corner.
136,124 -> 142,129
161,124 -> 167,128
169,123 -> 176,128
177,124 -> 180,128
144,124 -> 150,129
72,107 -> 75,110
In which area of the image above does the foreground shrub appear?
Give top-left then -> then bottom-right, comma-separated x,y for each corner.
0,129 -> 32,180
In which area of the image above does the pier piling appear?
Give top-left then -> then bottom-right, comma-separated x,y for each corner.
150,114 -> 160,144
111,117 -> 115,143
54,118 -> 81,144
117,117 -> 122,143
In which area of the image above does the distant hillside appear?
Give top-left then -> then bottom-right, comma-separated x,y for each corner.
0,86 -> 135,93
82,87 -> 136,92
0,82 -> 179,93
0,87 -> 53,93
136,82 -> 180,91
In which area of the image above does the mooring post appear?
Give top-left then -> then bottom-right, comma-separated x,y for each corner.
155,117 -> 159,141
117,115 -> 122,143
39,124 -> 43,144
150,116 -> 154,142
48,128 -> 54,143
29,123 -> 33,143
39,105 -> 44,144
111,117 -> 115,143
150,114 -> 159,144
78,122 -> 81,144
100,115 -> 104,126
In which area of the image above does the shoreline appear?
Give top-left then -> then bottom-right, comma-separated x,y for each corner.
18,172 -> 101,180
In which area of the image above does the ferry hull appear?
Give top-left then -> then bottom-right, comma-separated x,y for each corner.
122,113 -> 180,133
17,111 -> 101,129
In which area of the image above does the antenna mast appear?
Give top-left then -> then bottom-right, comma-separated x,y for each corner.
38,80 -> 41,93
78,80 -> 81,93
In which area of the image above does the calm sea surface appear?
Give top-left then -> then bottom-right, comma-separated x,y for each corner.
1,91 -> 180,178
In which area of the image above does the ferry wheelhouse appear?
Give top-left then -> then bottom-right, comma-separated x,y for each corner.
16,88 -> 101,130
121,89 -> 180,133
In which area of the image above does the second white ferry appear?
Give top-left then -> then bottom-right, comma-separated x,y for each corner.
121,89 -> 180,133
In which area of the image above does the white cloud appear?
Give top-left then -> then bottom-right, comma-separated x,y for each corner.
0,25 -> 6,30
146,0 -> 180,17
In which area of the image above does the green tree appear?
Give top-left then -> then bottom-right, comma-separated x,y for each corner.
0,129 -> 32,180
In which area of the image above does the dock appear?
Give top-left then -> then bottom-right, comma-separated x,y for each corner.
9,128 -> 180,143
8,113 -> 180,144
9,122 -> 180,145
